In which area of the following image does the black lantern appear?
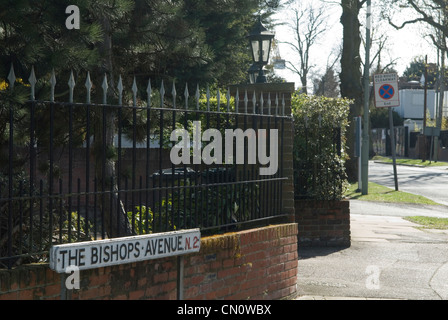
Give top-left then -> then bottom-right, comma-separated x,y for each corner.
248,16 -> 275,83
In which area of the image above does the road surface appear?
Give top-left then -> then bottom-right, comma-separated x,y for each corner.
368,161 -> 448,206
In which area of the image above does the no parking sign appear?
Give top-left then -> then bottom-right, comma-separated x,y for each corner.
373,73 -> 400,192
374,73 -> 400,108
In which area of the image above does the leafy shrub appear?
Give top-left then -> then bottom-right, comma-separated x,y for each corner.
0,172 -> 93,268
292,94 -> 351,200
126,170 -> 258,236
127,204 -> 176,235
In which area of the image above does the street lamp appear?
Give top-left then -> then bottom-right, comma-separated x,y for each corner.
248,63 -> 259,84
248,16 -> 275,83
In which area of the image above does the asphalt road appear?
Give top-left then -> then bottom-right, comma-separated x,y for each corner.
368,161 -> 448,206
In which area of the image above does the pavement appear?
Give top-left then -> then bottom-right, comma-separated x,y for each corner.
295,200 -> 448,300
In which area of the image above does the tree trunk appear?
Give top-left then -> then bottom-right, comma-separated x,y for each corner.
301,73 -> 308,95
340,0 -> 364,182
95,14 -> 133,238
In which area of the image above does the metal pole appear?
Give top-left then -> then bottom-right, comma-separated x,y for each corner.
436,35 -> 446,162
361,0 -> 372,195
430,135 -> 434,164
355,116 -> 362,192
60,273 -> 73,300
423,55 -> 428,162
389,108 -> 399,191
177,256 -> 184,300
60,274 -> 67,300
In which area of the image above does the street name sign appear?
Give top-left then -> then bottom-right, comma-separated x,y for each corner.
374,73 -> 400,108
49,229 -> 201,273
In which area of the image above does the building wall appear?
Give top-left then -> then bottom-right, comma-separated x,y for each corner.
397,90 -> 437,120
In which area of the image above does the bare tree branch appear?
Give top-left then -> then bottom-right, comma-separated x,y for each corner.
283,2 -> 328,93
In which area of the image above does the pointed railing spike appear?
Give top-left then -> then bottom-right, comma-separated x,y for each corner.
206,85 -> 210,112
132,77 -> 138,94
260,92 -> 264,115
235,88 -> 239,113
252,91 -> 257,114
184,83 -> 189,110
282,94 -> 286,116
267,93 -> 272,115
226,89 -> 231,113
102,73 -> 108,104
28,66 -> 37,101
117,75 -> 123,93
50,69 -> 56,102
85,72 -> 92,104
7,63 -> 16,90
132,77 -> 138,107
68,70 -> 76,103
244,90 -> 248,114
160,80 -> 165,107
171,80 -> 177,109
146,79 -> 152,108
216,89 -> 220,113
275,94 -> 279,116
195,84 -> 200,110
117,75 -> 123,105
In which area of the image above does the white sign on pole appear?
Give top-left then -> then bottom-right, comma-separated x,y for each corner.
374,73 -> 400,108
49,229 -> 201,273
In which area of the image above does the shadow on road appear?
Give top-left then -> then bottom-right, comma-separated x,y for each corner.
298,245 -> 350,260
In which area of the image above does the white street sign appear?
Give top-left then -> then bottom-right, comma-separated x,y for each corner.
374,73 -> 400,108
49,229 -> 201,273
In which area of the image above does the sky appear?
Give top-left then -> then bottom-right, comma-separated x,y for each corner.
272,0 -> 439,92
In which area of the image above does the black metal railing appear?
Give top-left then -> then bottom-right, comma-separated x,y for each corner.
0,68 -> 290,268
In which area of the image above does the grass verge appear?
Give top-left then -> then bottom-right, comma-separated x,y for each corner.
372,155 -> 448,167
404,216 -> 448,230
345,182 -> 441,206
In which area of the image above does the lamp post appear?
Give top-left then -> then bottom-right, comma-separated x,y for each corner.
361,0 -> 371,195
248,16 -> 275,83
248,63 -> 260,84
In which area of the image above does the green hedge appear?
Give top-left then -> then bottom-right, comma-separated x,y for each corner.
291,94 -> 351,200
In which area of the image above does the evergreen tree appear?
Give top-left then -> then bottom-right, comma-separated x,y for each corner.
1,0 -> 280,239
403,58 -> 438,89
0,0 -> 102,80
313,68 -> 340,98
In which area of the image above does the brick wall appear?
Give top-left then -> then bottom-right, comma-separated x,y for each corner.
295,200 -> 350,247
229,82 -> 296,218
0,223 -> 298,300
